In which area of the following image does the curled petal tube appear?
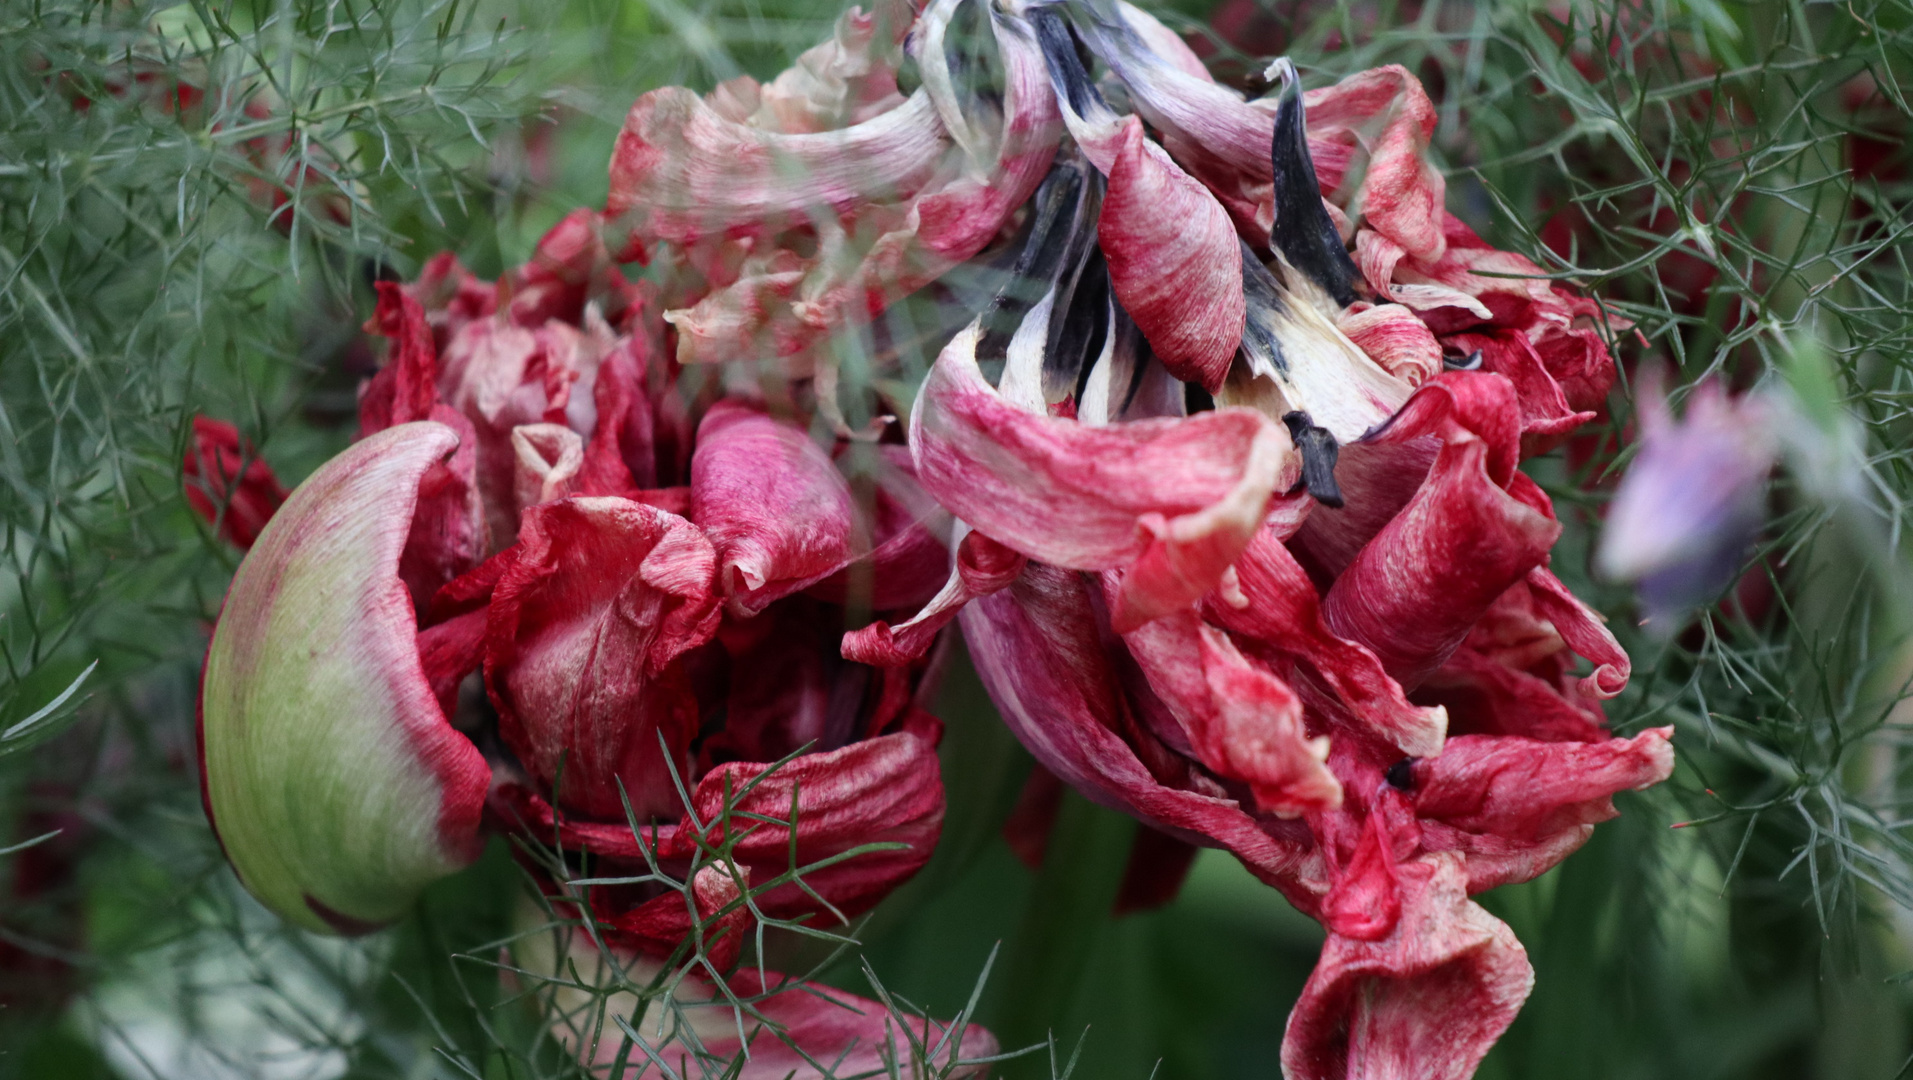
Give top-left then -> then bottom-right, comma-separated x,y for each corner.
912,321 -> 1294,631
199,422 -> 491,935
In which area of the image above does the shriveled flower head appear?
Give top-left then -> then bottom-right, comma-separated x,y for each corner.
824,2 -> 1670,1075
193,206 -> 986,1070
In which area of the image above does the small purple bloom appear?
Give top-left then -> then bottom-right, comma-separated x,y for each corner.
1598,379 -> 1776,627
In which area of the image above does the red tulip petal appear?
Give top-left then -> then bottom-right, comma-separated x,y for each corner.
1320,374 -> 1560,690
484,497 -> 721,821
1338,303 -> 1441,387
961,564 -> 1318,897
1282,853 -> 1531,1080
1204,528 -> 1447,759
913,322 -> 1293,624
842,529 -> 1025,666
1122,610 -> 1342,817
1412,727 -> 1675,843
691,402 -> 858,617
673,715 -> 946,922
1098,115 -> 1245,392
200,422 -> 490,933
1300,66 -> 1446,264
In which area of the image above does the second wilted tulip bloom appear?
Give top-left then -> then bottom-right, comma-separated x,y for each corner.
1597,379 -> 1776,627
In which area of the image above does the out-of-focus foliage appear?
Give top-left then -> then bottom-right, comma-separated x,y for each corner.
3,0 -> 1913,1077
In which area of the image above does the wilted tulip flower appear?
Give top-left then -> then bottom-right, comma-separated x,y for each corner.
1597,379 -> 1776,628
190,0 -> 1677,1074
194,200 -> 989,1071
835,3 -> 1671,1076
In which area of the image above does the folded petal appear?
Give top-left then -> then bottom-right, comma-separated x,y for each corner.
691,402 -> 858,616
668,714 -> 947,922
961,564 -> 1316,895
1097,114 -> 1245,391
184,416 -> 287,550
842,529 -> 1025,666
913,321 -> 1293,625
1411,727 -> 1675,843
1298,65 -> 1446,264
484,497 -> 721,821
1320,373 -> 1560,690
1282,853 -> 1531,1080
1028,11 -> 1243,392
1445,329 -> 1594,455
199,422 -> 490,934
1204,528 -> 1447,758
1338,303 -> 1441,387
512,422 -> 585,514
1121,610 -> 1342,816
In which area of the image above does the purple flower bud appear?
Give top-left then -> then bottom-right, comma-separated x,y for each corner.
1598,380 -> 1776,626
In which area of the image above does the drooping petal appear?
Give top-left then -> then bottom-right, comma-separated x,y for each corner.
913,321 -> 1294,629
199,422 -> 490,934
1411,728 -> 1675,844
1320,373 -> 1560,690
484,497 -> 721,821
1097,114 -> 1245,392
1298,65 -> 1447,264
691,401 -> 858,616
1121,610 -> 1342,816
1282,853 -> 1532,1080
1203,527 -> 1447,758
184,416 -> 287,550
1027,9 -> 1243,392
960,563 -> 1317,898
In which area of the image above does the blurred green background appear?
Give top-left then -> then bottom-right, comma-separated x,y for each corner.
3,0 -> 1911,1076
